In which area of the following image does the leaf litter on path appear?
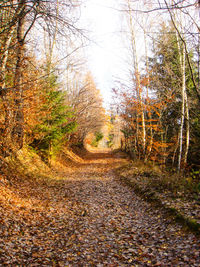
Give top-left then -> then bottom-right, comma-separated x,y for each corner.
0,152 -> 199,266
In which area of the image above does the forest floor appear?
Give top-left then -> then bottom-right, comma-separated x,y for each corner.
0,150 -> 200,266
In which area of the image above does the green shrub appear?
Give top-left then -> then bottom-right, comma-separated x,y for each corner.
91,131 -> 103,147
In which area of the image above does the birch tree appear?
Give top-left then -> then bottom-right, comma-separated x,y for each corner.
164,0 -> 190,170
126,0 -> 146,155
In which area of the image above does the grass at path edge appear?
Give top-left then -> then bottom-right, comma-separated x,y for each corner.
114,163 -> 200,236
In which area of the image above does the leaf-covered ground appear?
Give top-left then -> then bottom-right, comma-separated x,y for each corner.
0,151 -> 200,266
116,162 -> 200,230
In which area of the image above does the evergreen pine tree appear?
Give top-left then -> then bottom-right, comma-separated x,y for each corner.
30,71 -> 77,163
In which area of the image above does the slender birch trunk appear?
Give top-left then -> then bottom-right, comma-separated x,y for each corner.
176,26 -> 189,170
177,46 -> 186,172
127,0 -> 146,155
184,89 -> 190,165
170,0 -> 189,171
144,29 -> 153,161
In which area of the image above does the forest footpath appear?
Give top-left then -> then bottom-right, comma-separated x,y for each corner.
0,151 -> 200,266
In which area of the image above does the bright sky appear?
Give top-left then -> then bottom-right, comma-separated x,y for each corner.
81,0 -> 125,107
80,0 -> 199,108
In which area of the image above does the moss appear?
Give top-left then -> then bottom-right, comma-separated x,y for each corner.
167,207 -> 200,233
115,167 -> 200,236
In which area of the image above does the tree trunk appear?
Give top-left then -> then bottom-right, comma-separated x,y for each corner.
177,46 -> 186,172
127,0 -> 146,155
11,0 -> 26,151
0,28 -> 15,156
184,89 -> 190,165
143,29 -> 152,162
170,0 -> 188,171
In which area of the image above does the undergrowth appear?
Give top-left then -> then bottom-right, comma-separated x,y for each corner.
118,160 -> 200,197
1,145 -> 83,187
116,160 -> 200,234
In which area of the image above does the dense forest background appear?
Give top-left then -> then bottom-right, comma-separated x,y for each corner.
0,0 -> 200,175
112,0 -> 200,175
0,0 -> 106,164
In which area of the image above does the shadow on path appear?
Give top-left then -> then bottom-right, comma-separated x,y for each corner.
0,150 -> 199,266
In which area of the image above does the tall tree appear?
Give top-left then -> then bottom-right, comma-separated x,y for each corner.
0,0 -> 82,156
30,68 -> 77,163
149,22 -> 197,168
126,0 -> 146,155
72,72 -> 106,144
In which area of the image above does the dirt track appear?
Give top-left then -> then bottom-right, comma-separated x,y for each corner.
0,152 -> 199,266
